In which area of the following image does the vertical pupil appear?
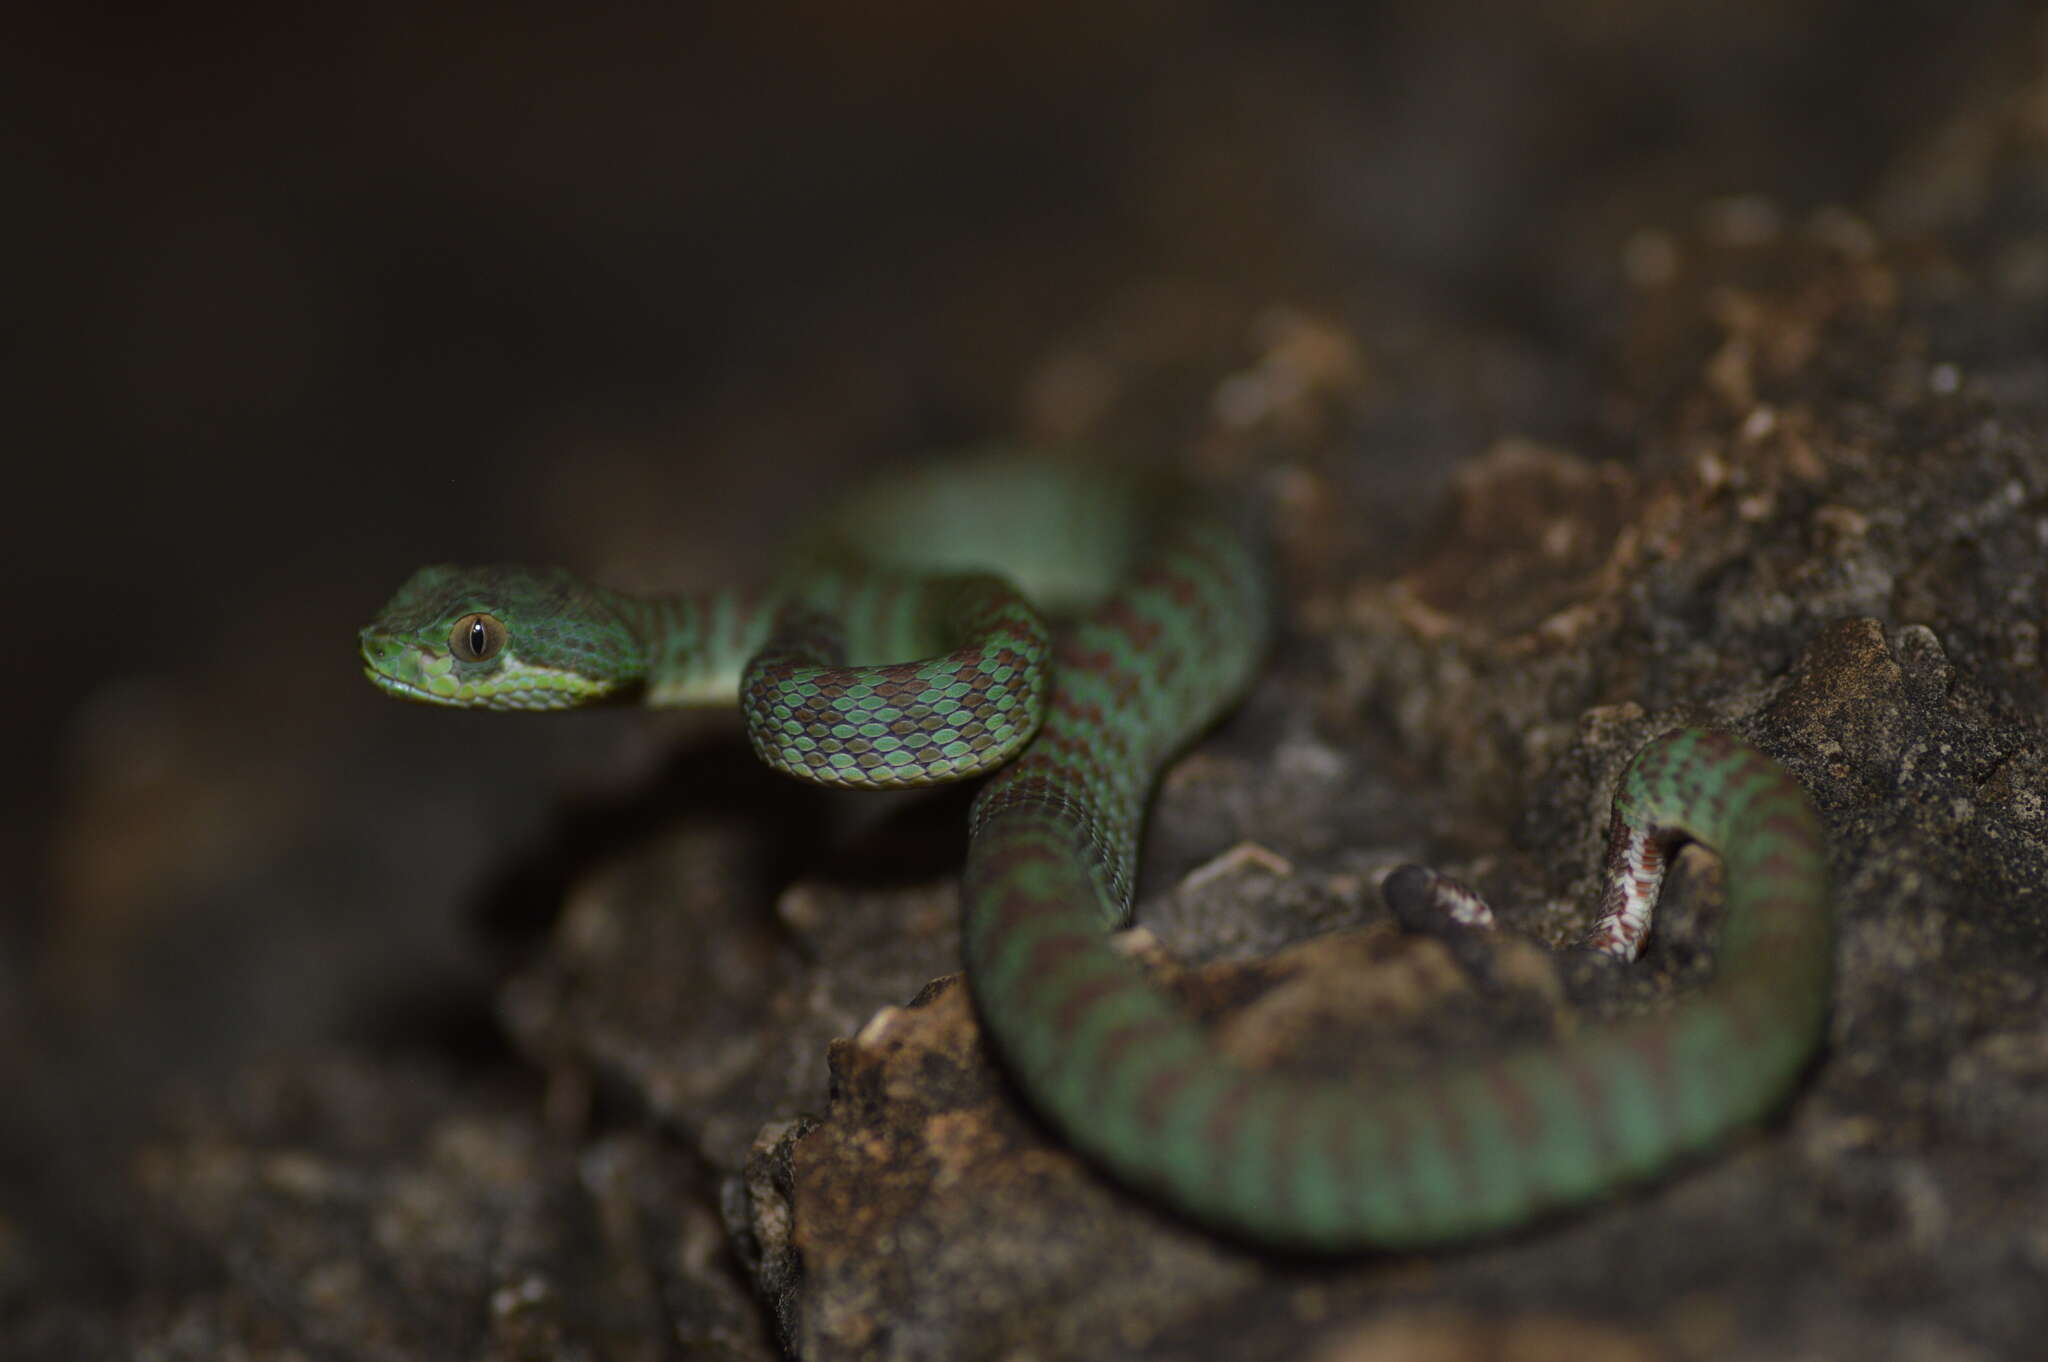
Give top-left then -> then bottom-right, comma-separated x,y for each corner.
469,620 -> 489,657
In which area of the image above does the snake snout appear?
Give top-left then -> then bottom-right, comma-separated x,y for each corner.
357,627 -> 411,675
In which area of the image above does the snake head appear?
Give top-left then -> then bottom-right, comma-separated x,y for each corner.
358,564 -> 645,711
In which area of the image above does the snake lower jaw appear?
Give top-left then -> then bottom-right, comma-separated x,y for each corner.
361,661 -> 630,712
360,665 -> 458,707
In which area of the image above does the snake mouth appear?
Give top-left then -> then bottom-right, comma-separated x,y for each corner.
360,664 -> 454,706
358,658 -> 623,711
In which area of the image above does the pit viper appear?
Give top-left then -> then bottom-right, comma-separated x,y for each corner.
357,453 -> 1833,1249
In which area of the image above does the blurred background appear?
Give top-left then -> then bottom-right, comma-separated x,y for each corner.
4,0 -> 2038,1332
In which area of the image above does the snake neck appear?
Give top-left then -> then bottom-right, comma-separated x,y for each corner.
626,588 -> 781,707
626,571 -> 1038,710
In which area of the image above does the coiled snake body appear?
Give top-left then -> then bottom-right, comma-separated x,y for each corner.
358,455 -> 1832,1249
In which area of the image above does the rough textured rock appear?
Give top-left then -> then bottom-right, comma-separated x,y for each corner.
47,1056 -> 771,1361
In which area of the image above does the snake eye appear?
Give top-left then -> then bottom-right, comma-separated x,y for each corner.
450,612 -> 506,662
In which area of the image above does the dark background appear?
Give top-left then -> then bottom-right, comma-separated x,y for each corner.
4,0 -> 2036,1330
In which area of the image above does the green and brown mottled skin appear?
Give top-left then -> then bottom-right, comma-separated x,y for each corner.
358,454 -> 1834,1250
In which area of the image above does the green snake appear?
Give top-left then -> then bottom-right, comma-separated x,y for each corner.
358,454 -> 1834,1249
